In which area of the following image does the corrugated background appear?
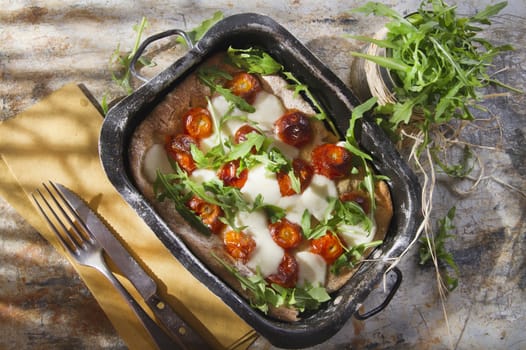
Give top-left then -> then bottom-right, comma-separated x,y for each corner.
1,1 -> 525,349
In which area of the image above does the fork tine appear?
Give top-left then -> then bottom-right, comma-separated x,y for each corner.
45,182 -> 93,243
32,182 -> 91,253
32,188 -> 80,254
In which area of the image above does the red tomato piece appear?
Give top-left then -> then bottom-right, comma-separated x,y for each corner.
225,72 -> 262,104
311,143 -> 352,179
217,159 -> 248,189
269,218 -> 303,249
266,253 -> 299,288
186,196 -> 225,234
340,191 -> 371,214
223,230 -> 256,263
276,158 -> 314,196
310,233 -> 344,264
183,107 -> 213,139
165,134 -> 197,174
274,110 -> 313,147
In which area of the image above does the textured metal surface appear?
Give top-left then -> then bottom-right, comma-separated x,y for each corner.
1,1 -> 525,349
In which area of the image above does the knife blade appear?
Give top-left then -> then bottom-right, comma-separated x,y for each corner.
54,183 -> 211,350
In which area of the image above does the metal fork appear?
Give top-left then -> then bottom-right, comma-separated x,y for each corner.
32,182 -> 178,350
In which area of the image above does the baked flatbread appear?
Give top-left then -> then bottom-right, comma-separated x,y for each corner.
129,51 -> 393,321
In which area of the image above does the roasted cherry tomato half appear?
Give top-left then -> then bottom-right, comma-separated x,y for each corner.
165,134 -> 197,174
311,143 -> 352,179
223,230 -> 256,263
186,196 -> 225,234
225,72 -> 262,104
266,253 -> 299,288
274,110 -> 313,148
310,232 -> 344,264
277,158 -> 314,196
268,218 -> 303,249
217,159 -> 248,189
340,191 -> 371,214
183,107 -> 213,139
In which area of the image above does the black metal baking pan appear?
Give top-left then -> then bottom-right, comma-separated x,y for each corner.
99,13 -> 421,349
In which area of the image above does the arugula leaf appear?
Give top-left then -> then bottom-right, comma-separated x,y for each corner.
331,240 -> 383,274
346,35 -> 398,49
350,1 -> 408,22
227,47 -> 284,74
431,145 -> 475,178
197,66 -> 255,113
344,96 -> 383,215
419,206 -> 459,291
470,1 -> 507,24
302,197 -> 372,242
201,181 -> 251,228
350,51 -> 411,73
344,96 -> 376,161
282,72 -> 326,121
191,143 -> 223,169
154,169 -> 211,236
176,11 -> 224,46
258,203 -> 287,224
226,132 -> 266,162
109,17 -> 153,95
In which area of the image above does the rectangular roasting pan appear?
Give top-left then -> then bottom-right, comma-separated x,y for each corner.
99,13 -> 421,349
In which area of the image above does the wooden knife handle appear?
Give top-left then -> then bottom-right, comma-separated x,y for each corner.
145,295 -> 212,350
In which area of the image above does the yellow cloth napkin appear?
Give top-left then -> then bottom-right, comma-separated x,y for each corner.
0,84 -> 256,350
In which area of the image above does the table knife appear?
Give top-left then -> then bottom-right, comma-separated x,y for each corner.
54,183 -> 211,350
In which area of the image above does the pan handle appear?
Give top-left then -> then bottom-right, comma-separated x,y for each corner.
130,29 -> 194,83
353,266 -> 402,320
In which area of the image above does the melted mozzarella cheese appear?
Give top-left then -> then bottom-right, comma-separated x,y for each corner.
201,95 -> 247,152
240,164 -> 282,206
268,138 -> 299,160
278,175 -> 340,225
339,223 -> 376,247
236,210 -> 284,276
300,174 -> 338,221
278,194 -> 303,224
210,95 -> 246,118
189,168 -> 217,184
295,251 -> 327,287
142,144 -> 172,183
250,91 -> 285,132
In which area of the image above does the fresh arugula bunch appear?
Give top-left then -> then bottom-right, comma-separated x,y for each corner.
350,0 -> 519,147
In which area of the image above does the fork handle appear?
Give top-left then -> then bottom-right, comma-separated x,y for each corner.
99,268 -> 185,350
